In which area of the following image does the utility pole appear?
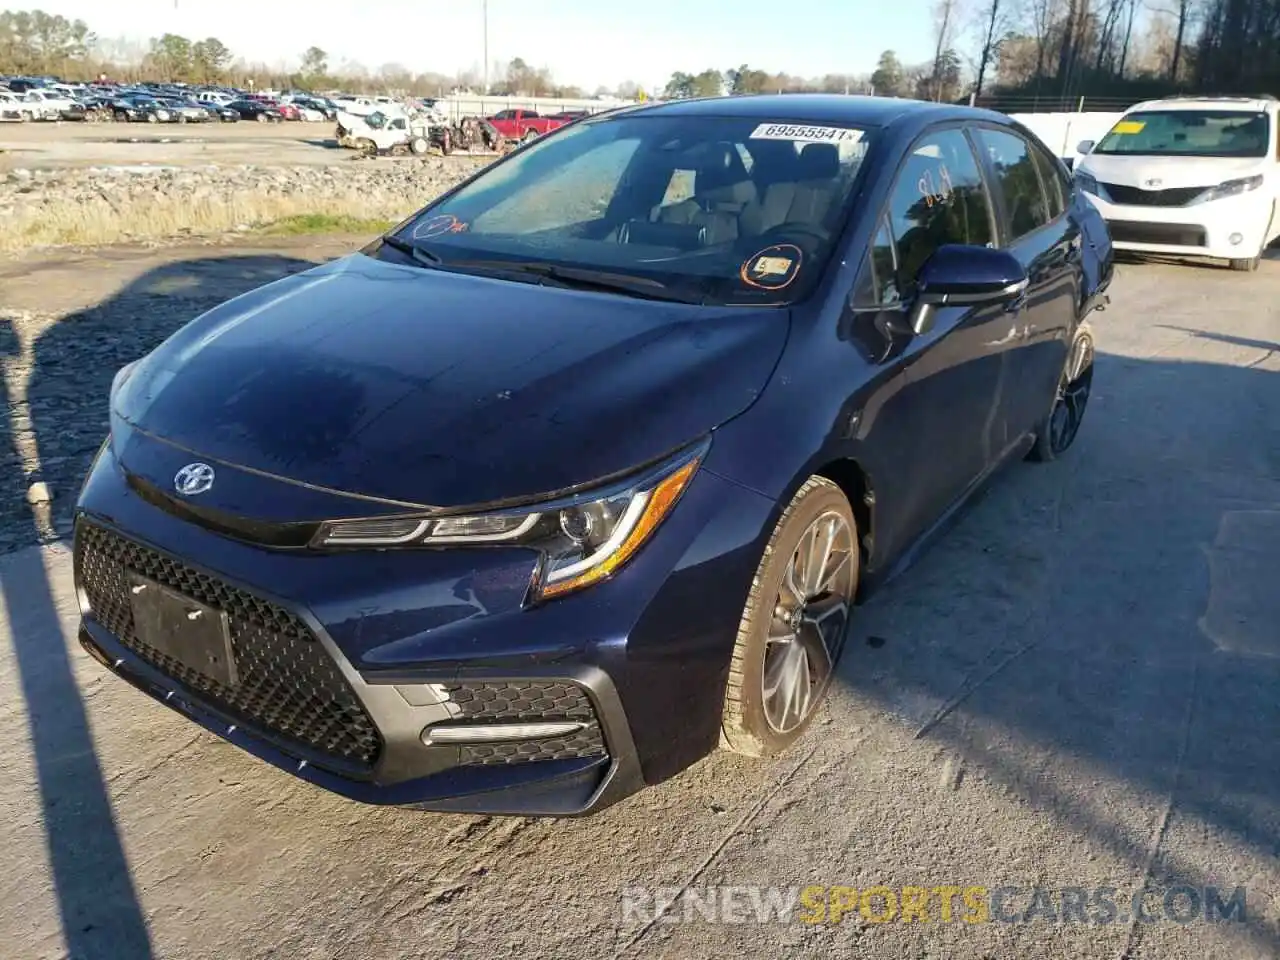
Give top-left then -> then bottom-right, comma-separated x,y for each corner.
482,0 -> 489,93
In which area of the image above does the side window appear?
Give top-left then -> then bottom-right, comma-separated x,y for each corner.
659,168 -> 697,207
852,217 -> 900,307
1029,141 -> 1067,219
976,128 -> 1050,241
885,128 -> 994,289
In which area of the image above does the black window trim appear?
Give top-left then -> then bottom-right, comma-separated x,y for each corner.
970,121 -> 1061,248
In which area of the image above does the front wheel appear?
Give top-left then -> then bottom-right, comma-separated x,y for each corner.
721,476 -> 858,757
1230,254 -> 1261,272
522,128 -> 539,143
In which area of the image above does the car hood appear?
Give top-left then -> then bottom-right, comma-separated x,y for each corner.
112,253 -> 789,509
1077,153 -> 1266,188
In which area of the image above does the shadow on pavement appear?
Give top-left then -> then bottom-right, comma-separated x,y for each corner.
835,335 -> 1280,952
2,252 -> 322,959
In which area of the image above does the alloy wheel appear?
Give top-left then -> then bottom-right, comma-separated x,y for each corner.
1048,357 -> 1093,455
762,510 -> 856,733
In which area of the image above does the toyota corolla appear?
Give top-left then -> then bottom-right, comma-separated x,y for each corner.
74,95 -> 1112,815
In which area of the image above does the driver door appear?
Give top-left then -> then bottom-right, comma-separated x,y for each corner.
850,127 -> 1018,555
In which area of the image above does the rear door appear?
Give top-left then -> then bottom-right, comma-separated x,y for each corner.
973,125 -> 1080,442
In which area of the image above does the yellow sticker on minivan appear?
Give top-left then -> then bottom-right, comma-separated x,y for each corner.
1111,120 -> 1146,134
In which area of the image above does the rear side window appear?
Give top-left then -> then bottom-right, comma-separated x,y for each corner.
1030,143 -> 1067,219
976,128 -> 1050,241
884,127 -> 994,288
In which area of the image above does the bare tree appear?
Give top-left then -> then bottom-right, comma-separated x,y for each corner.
1146,0 -> 1199,81
969,0 -> 1010,96
1025,0 -> 1063,81
929,0 -> 961,99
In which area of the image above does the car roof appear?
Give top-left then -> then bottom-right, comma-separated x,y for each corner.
1128,95 -> 1277,113
614,93 -> 1005,129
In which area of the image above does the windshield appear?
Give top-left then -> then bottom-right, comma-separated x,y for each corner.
385,114 -> 874,305
1094,110 -> 1271,158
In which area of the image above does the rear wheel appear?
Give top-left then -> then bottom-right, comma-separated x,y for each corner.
721,476 -> 858,757
409,136 -> 429,155
1029,327 -> 1094,462
522,128 -> 539,143
256,112 -> 269,123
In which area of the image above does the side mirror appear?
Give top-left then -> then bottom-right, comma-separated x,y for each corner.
1076,139 -> 1095,155
909,245 -> 1029,335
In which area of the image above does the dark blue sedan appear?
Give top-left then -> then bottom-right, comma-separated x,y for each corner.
74,95 -> 1113,815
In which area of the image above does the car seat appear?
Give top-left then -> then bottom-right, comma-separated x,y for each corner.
740,142 -> 842,236
650,142 -> 759,244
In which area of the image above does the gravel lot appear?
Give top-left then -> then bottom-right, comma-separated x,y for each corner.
0,119 -> 384,171
1,241 -> 1279,960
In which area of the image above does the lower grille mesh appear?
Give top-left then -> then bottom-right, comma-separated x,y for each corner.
76,522 -> 382,770
444,681 -> 606,766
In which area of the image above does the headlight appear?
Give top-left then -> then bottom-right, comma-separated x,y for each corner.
1188,175 -> 1264,205
1074,171 -> 1107,200
312,446 -> 704,601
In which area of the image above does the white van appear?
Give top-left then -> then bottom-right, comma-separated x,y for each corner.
1073,95 -> 1280,271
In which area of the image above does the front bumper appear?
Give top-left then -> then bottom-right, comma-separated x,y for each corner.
73,436 -> 774,815
1084,191 -> 1272,260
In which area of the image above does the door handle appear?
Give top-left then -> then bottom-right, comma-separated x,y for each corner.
1005,291 -> 1029,314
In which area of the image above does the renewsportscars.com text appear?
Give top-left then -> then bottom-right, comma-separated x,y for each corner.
620,884 -> 1247,926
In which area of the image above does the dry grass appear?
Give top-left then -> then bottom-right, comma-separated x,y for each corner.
1,189 -> 436,253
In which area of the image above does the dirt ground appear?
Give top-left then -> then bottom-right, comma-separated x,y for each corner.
1,239 -> 1280,960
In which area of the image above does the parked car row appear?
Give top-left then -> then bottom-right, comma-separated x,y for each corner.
0,76 -> 343,124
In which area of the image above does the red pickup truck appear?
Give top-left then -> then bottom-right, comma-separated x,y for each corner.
485,108 -> 571,142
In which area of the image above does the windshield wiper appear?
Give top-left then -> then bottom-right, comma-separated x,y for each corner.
442,260 -> 709,304
379,241 -> 708,303
380,234 -> 443,268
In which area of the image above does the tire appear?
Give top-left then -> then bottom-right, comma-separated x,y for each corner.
523,128 -> 539,143
1028,325 -> 1095,462
146,113 -> 158,124
356,138 -> 377,157
256,112 -> 269,123
409,136 -> 429,155
440,130 -> 453,155
721,476 -> 859,757
1230,255 -> 1261,271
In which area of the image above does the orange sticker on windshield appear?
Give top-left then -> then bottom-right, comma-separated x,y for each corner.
741,244 -> 802,290
1111,121 -> 1145,134
412,214 -> 469,239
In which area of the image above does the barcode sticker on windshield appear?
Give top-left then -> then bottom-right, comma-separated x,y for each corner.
1111,120 -> 1145,134
750,123 -> 863,143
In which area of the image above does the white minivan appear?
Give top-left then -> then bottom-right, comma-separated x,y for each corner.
1073,96 -> 1279,271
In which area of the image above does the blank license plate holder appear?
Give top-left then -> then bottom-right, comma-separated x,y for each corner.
127,571 -> 238,687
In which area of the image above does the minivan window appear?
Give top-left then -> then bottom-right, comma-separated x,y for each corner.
389,115 -> 874,305
976,128 -> 1050,242
1093,110 -> 1270,158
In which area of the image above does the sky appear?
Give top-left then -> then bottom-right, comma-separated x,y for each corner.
21,0 -> 940,92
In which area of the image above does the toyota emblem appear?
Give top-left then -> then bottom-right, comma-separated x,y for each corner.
1143,178 -> 1163,189
174,462 -> 215,495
